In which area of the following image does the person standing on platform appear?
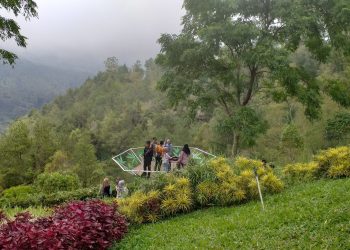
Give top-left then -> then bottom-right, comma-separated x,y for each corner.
155,140 -> 164,171
165,139 -> 173,156
177,144 -> 191,169
162,147 -> 172,172
142,141 -> 153,178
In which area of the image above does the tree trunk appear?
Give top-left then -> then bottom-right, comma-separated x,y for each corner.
231,133 -> 240,157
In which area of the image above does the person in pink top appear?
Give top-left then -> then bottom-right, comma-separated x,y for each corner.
177,144 -> 191,169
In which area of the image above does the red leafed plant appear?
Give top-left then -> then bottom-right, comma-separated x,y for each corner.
0,200 -> 128,250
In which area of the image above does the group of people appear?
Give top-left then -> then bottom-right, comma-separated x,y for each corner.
142,138 -> 191,178
101,177 -> 128,198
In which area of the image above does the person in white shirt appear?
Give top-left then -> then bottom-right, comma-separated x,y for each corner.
162,147 -> 172,172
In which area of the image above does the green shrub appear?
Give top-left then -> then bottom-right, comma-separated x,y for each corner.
0,186 -> 99,208
0,185 -> 37,207
34,172 -> 81,194
40,187 -> 99,207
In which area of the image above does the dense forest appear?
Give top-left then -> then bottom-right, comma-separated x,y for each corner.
0,59 -> 88,131
0,0 -> 349,192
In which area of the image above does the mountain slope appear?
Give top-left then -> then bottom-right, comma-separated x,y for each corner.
0,59 -> 89,131
115,179 -> 350,249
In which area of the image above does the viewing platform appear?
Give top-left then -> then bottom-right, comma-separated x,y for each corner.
112,146 -> 215,175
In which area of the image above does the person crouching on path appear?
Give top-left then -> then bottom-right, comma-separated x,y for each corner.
162,147 -> 172,172
177,144 -> 191,169
155,140 -> 164,171
143,140 -> 153,178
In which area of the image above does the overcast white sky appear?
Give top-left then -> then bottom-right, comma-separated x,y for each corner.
3,0 -> 184,72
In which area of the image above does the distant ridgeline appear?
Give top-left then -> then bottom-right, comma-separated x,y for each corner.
0,59 -> 88,131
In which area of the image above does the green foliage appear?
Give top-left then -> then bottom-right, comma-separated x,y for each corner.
216,107 -> 268,153
71,130 -> 104,187
44,150 -> 71,173
325,112 -> 350,144
34,172 -> 80,194
281,124 -> 304,149
0,120 -> 34,188
0,185 -> 36,208
0,186 -> 99,208
0,0 -> 38,64
1,185 -> 35,200
156,0 -> 350,155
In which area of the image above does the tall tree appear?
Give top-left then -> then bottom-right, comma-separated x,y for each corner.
0,0 -> 38,64
156,0 -> 350,156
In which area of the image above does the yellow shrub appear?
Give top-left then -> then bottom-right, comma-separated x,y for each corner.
328,164 -> 350,178
314,146 -> 350,177
118,190 -> 162,224
283,162 -> 319,180
217,181 -> 239,205
161,177 -> 192,216
235,156 -> 264,171
196,181 -> 219,206
209,157 -> 233,177
261,173 -> 284,193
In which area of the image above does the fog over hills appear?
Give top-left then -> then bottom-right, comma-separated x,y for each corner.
0,59 -> 89,131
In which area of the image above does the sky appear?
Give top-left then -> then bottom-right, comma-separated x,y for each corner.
3,0 -> 184,72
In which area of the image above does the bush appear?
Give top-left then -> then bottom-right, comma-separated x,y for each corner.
283,162 -> 318,181
0,185 -> 37,208
161,177 -> 192,216
0,200 -> 128,250
40,187 -> 99,207
118,177 -> 193,224
34,172 -> 81,194
196,157 -> 282,205
195,181 -> 219,206
1,185 -> 35,199
0,186 -> 99,208
118,191 -> 161,224
120,157 -> 283,224
314,146 -> 350,178
283,146 -> 350,180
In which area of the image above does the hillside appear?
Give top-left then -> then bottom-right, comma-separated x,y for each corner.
0,59 -> 89,131
115,179 -> 350,249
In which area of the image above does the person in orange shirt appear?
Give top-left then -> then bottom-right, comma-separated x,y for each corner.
155,140 -> 164,171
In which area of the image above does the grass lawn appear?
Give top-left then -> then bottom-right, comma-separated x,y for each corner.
114,178 -> 350,250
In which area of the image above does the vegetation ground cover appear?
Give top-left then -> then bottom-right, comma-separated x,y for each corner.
114,179 -> 350,250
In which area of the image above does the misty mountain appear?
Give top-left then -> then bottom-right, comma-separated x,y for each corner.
0,59 -> 89,131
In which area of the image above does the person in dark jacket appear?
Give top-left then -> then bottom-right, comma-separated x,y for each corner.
143,140 -> 153,178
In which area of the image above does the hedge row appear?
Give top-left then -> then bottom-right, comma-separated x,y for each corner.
284,146 -> 350,181
0,186 -> 99,208
117,157 -> 284,224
